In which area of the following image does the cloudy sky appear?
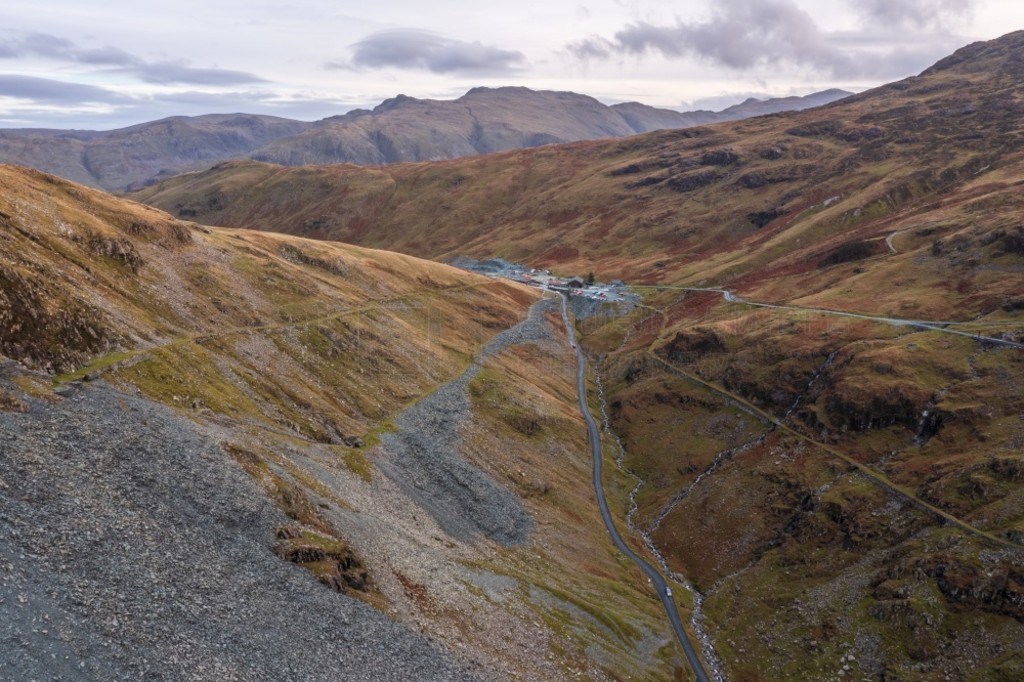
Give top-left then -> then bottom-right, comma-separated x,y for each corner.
1,0 -> 1020,129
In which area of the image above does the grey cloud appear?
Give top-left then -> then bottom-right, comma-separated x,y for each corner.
0,32 -> 264,85
0,32 -> 137,66
0,74 -> 126,104
0,83 -> 353,130
19,33 -> 76,58
131,61 -> 266,85
150,88 -> 322,110
568,0 -> 965,79
341,30 -> 525,74
847,0 -> 975,29
567,37 -> 613,60
149,90 -> 354,120
612,0 -> 854,74
75,46 -> 143,67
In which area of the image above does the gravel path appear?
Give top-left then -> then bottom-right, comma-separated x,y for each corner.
0,363 -> 479,682
377,298 -> 558,546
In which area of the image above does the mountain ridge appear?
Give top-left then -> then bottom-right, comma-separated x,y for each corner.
249,86 -> 851,167
0,87 -> 850,191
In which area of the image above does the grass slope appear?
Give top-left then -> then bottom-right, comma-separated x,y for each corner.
0,164 -> 686,680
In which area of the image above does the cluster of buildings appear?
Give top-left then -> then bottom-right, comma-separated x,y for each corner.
453,258 -> 628,302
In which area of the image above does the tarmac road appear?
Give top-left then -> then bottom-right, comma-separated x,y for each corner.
558,293 -> 712,682
633,285 -> 1024,349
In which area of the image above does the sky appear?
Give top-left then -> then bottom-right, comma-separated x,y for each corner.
0,0 -> 1021,129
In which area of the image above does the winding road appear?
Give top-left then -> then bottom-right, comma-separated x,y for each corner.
632,286 -> 1024,349
558,293 -> 712,682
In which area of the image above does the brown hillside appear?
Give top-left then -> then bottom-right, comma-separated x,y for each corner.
0,164 -> 688,680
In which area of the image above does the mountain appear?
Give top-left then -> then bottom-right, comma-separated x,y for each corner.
0,88 -> 849,192
250,86 -> 850,165
250,87 -> 633,166
0,164 -> 689,680
609,88 -> 852,133
717,88 -> 854,119
132,30 -> 1024,679
0,114 -> 311,192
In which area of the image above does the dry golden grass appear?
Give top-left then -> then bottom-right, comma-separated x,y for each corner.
0,163 -> 690,679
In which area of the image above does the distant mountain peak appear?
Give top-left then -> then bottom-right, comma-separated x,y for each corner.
0,85 -> 851,190
373,94 -> 418,113
922,29 -> 1024,75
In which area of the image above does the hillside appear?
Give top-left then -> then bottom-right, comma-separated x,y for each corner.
131,31 -> 1024,680
0,114 -> 310,192
0,88 -> 848,192
0,164 -> 692,680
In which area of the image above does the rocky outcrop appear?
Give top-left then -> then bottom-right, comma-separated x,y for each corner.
0,265 -> 110,372
274,526 -> 375,595
878,554 -> 1024,622
824,390 -> 922,432
660,329 -> 727,362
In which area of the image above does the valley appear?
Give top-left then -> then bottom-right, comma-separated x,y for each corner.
2,27 -> 1024,682
586,287 -> 1024,680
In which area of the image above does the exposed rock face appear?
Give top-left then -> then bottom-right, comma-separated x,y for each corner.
274,526 -> 375,594
0,265 -> 110,373
824,391 -> 922,432
661,329 -> 727,362
877,554 -> 1024,622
